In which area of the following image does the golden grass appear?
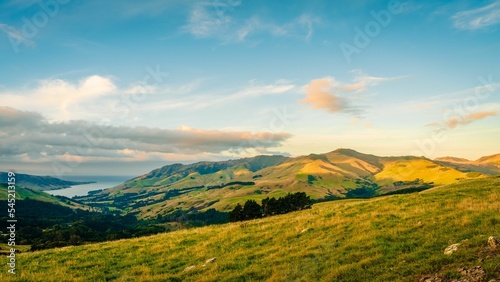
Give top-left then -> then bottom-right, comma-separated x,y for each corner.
375,159 -> 484,185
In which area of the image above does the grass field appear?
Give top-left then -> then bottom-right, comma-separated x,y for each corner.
1,176 -> 499,281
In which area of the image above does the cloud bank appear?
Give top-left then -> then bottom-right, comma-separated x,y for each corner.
0,106 -> 291,160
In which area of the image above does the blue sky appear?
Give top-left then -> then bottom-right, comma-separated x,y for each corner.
0,0 -> 499,176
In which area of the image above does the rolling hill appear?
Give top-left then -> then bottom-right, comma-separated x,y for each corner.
435,154 -> 500,175
3,176 -> 499,281
80,149 -> 498,218
0,172 -> 94,191
0,183 -> 91,211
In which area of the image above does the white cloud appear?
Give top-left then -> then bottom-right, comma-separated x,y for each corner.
0,75 -> 118,121
452,1 -> 500,30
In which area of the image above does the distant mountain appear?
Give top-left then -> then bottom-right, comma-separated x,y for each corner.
80,149 -> 498,218
435,153 -> 500,175
0,172 -> 94,191
476,153 -> 500,166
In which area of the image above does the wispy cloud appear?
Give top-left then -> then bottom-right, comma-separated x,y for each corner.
0,22 -> 34,48
452,0 -> 500,30
342,71 -> 405,94
444,111 -> 497,128
424,121 -> 441,127
425,111 -> 497,129
235,14 -> 320,42
397,78 -> 500,113
139,79 -> 295,112
189,80 -> 295,108
182,1 -> 319,43
0,106 -> 291,160
182,1 -> 236,38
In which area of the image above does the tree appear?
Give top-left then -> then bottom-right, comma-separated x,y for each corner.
261,197 -> 270,216
288,192 -> 311,211
267,197 -> 279,215
229,203 -> 243,222
241,200 -> 262,220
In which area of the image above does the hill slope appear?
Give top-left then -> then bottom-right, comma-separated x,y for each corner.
80,149 -> 494,218
0,172 -> 94,191
435,154 -> 500,175
0,183 -> 90,210
3,176 -> 499,281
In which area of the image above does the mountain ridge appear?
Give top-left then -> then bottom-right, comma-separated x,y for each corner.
80,149 -> 499,218
434,153 -> 500,175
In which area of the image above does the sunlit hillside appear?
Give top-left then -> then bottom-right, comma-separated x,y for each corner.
80,149 -> 494,218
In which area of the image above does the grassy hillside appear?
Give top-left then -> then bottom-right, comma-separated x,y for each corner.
374,158 -> 480,186
0,184 -> 89,210
0,172 -> 94,191
477,154 -> 500,166
80,149 -> 493,218
435,154 -> 500,175
0,183 -> 57,203
3,176 -> 499,281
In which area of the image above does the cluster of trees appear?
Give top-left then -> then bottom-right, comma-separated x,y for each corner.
229,192 -> 311,222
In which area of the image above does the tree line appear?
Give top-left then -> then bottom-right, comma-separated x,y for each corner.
229,192 -> 311,222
